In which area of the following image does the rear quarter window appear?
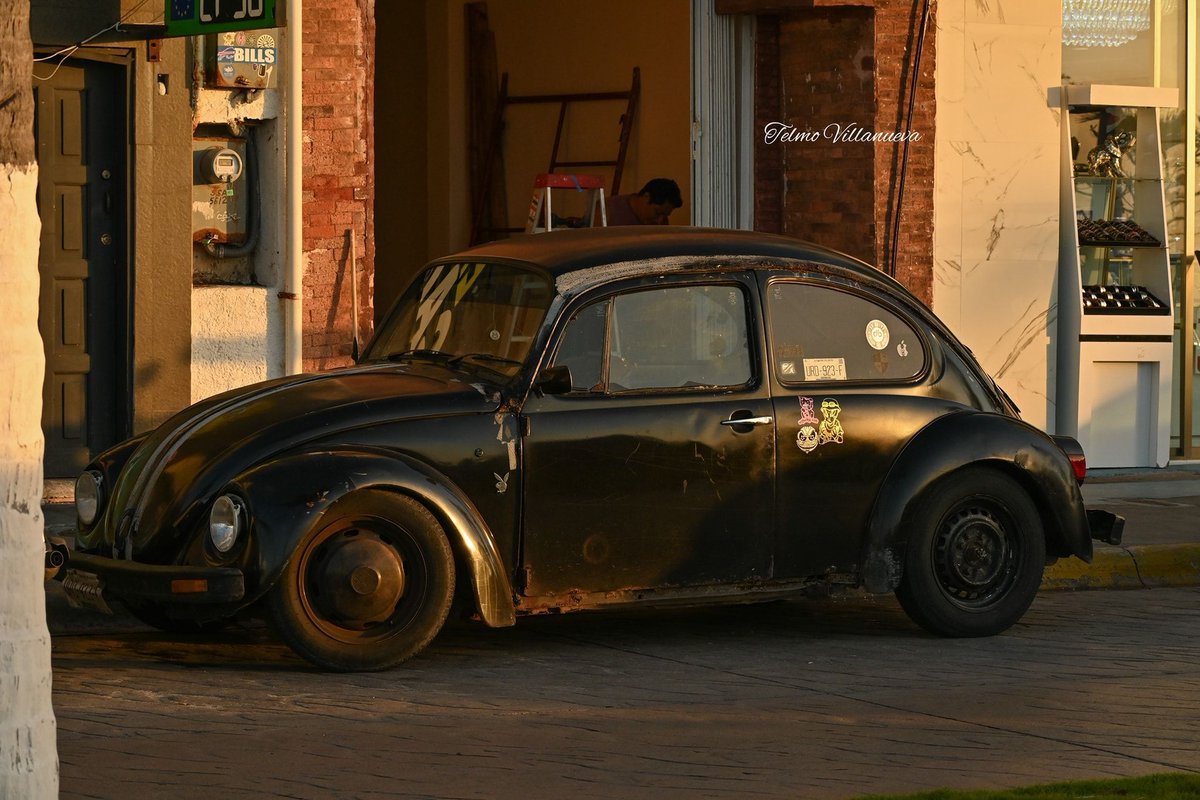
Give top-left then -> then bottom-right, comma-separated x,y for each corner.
767,281 -> 926,384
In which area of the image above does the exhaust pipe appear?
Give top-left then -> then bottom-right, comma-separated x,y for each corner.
44,538 -> 68,582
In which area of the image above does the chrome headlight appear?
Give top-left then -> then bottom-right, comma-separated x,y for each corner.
208,495 -> 244,554
75,471 -> 104,526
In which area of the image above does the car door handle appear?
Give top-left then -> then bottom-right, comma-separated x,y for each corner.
720,415 -> 772,427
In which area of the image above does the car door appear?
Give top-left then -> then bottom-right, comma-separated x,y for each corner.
762,276 -> 961,580
519,273 -> 775,598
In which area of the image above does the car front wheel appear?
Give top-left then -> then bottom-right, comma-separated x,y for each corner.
895,467 -> 1045,637
268,491 -> 455,671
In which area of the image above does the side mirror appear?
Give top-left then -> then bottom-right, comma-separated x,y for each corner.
536,364 -> 574,396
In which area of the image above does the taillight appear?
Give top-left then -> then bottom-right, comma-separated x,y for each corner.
1051,435 -> 1087,485
1069,452 -> 1086,484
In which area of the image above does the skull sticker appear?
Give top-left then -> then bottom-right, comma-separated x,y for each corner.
796,397 -> 820,453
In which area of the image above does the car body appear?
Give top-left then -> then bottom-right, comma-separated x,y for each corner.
49,227 -> 1123,671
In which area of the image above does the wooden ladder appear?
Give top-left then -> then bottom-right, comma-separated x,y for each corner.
470,67 -> 640,245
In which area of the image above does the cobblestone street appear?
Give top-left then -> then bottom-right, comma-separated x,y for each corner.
50,586 -> 1200,799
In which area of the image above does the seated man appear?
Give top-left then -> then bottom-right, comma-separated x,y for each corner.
606,178 -> 682,226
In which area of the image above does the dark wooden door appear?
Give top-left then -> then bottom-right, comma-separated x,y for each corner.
35,60 -> 126,476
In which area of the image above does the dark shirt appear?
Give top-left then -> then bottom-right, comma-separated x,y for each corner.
605,193 -> 642,226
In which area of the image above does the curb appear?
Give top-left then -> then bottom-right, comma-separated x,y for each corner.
1042,543 -> 1200,591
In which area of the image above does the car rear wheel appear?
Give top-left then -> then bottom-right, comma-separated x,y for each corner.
268,491 -> 455,671
895,467 -> 1045,637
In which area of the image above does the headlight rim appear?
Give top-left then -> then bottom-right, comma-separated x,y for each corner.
208,493 -> 245,555
75,470 -> 104,527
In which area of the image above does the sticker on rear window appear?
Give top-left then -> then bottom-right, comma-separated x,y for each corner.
803,357 -> 847,381
866,319 -> 890,350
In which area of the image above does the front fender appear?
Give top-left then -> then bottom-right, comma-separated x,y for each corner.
862,412 -> 1091,593
232,448 -> 516,627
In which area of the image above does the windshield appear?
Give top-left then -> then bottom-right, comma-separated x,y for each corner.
365,261 -> 554,378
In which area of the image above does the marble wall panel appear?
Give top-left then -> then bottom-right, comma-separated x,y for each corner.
934,1 -> 1063,431
965,0 -> 1061,27
960,259 -> 1059,428
959,142 -> 1060,268
962,24 -> 1060,145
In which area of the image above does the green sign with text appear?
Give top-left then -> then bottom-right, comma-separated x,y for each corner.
166,0 -> 283,37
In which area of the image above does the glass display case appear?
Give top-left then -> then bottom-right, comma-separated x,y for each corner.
1055,84 -> 1178,467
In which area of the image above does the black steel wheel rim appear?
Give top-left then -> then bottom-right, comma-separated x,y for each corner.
931,499 -> 1019,610
297,514 -> 430,645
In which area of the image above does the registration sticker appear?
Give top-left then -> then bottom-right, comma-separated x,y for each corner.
802,357 -> 847,381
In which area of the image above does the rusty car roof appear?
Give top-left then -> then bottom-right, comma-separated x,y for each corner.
445,227 -> 878,278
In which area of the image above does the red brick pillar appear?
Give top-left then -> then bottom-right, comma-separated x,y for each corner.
302,0 -> 376,371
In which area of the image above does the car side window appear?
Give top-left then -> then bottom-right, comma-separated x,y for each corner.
551,283 -> 752,393
767,281 -> 925,383
552,301 -> 607,391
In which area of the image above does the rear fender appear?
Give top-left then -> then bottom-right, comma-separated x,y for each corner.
862,412 -> 1090,593
232,448 -> 516,627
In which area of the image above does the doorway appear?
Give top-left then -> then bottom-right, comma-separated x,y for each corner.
34,57 -> 130,476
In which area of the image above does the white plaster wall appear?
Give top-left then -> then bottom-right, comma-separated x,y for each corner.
190,42 -> 287,402
191,285 -> 283,402
933,0 -> 1063,431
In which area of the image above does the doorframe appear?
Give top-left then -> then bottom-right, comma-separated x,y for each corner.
691,0 -> 755,230
32,46 -> 136,453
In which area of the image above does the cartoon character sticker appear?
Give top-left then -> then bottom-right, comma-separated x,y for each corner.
796,396 -> 820,453
866,319 -> 890,350
796,396 -> 846,453
818,399 -> 844,445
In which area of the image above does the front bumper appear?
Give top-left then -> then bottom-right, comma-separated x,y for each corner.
1087,509 -> 1125,546
55,549 -> 245,608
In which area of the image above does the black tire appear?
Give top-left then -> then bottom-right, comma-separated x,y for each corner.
895,467 -> 1045,637
267,491 -> 455,671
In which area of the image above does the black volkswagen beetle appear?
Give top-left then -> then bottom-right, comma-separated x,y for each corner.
49,228 -> 1123,671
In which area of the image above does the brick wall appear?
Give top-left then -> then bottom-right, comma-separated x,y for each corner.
753,16 -> 782,234
873,0 -> 934,304
302,0 -> 375,371
748,0 -> 935,305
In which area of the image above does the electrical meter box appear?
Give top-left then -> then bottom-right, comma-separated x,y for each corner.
205,29 -> 279,89
192,135 -> 248,245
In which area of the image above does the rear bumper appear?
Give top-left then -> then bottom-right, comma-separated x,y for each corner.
1087,509 -> 1125,546
57,549 -> 245,605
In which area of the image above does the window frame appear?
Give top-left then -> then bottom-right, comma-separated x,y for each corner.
545,274 -> 763,398
763,276 -> 932,389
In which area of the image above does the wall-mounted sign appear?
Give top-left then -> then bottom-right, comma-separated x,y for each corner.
166,0 -> 283,37
206,29 -> 279,89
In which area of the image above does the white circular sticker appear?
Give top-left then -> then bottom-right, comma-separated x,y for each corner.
866,319 -> 890,350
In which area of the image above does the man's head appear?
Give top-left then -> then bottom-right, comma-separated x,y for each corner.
630,178 -> 682,225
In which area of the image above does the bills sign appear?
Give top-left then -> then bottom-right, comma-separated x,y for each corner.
166,0 -> 283,37
209,30 -> 279,88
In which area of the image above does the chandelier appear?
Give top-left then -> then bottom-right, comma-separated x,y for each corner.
1062,0 -> 1152,47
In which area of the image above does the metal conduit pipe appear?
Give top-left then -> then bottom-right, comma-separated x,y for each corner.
284,1 -> 304,375
888,0 -> 932,280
